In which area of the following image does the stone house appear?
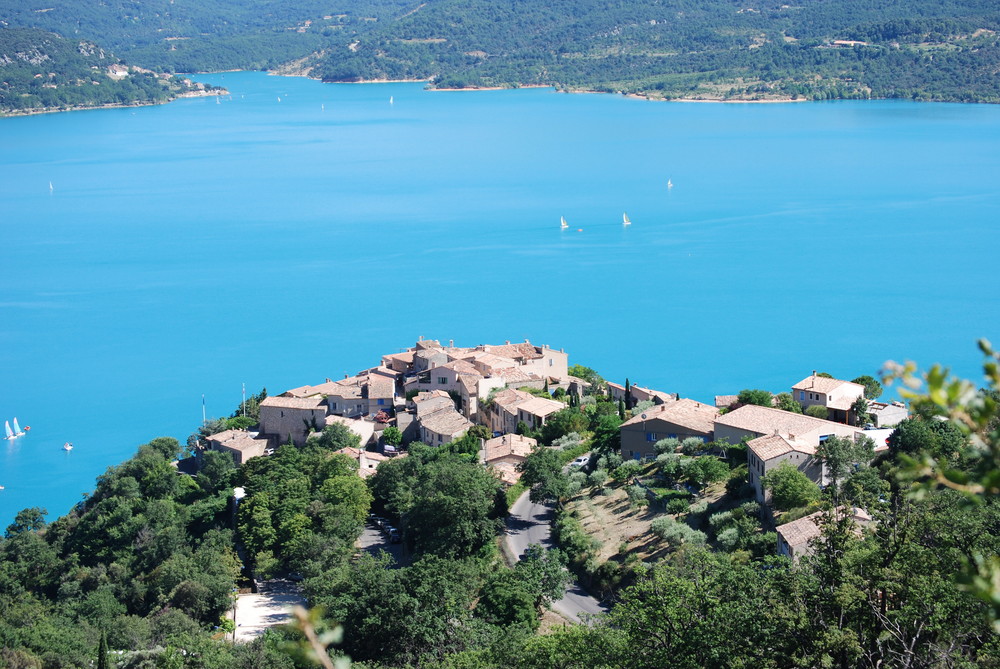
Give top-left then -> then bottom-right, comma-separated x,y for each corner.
207,429 -> 271,465
259,396 -> 328,446
792,373 -> 866,424
776,507 -> 871,561
619,398 -> 719,460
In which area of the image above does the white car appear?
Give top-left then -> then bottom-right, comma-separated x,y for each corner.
570,456 -> 590,468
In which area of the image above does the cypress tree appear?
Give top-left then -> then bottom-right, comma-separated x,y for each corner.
618,399 -> 626,420
97,631 -> 108,669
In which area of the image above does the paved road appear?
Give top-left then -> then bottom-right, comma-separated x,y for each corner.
506,491 -> 609,623
358,524 -> 410,568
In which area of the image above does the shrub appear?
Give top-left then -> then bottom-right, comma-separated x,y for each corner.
709,511 -> 734,533
597,453 -> 623,472
626,484 -> 647,506
805,405 -> 830,420
651,516 -> 707,548
666,498 -> 689,515
681,437 -> 705,455
631,400 -> 655,414
588,469 -> 608,488
613,460 -> 642,482
552,432 -> 584,450
717,526 -> 740,551
654,438 -> 681,455
688,501 -> 708,516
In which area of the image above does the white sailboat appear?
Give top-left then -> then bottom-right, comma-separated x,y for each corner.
12,418 -> 24,437
560,216 -> 569,230
62,442 -> 73,451
4,421 -> 14,440
623,212 -> 631,226
667,178 -> 674,189
49,181 -> 54,193
389,96 -> 394,105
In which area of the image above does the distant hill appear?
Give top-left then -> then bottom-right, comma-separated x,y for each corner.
3,0 -> 1000,106
0,28 -> 219,115
301,0 -> 1000,102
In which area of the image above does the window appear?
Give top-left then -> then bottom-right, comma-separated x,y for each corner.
799,391 -> 805,400
437,377 -> 447,385
377,399 -> 385,406
330,402 -> 337,411
646,432 -> 658,442
549,359 -> 553,367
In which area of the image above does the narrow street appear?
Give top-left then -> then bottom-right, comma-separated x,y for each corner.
505,491 -> 609,623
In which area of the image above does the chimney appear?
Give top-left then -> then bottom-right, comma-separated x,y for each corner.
344,374 -> 349,379
449,339 -> 454,347
505,340 -> 510,345
419,335 -> 423,341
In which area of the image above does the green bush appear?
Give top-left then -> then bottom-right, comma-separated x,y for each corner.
666,498 -> 689,515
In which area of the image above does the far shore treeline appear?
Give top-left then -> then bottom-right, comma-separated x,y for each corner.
3,0 -> 1000,114
1,345 -> 999,667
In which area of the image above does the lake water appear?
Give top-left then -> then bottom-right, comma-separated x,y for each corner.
1,71 -> 998,525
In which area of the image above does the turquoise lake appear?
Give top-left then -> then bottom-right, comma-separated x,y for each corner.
1,71 -> 998,525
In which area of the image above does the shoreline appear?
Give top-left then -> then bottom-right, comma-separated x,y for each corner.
1,88 -> 227,118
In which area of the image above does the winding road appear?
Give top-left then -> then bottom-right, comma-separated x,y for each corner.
505,491 -> 609,623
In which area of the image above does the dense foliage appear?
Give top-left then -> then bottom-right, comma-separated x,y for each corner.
5,0 -> 1000,111
0,28 -> 212,115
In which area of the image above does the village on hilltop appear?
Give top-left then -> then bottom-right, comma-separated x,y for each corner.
204,337 -> 908,560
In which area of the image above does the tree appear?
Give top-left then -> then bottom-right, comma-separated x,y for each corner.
590,414 -> 622,454
687,457 -> 730,486
737,389 -> 773,407
382,426 -> 402,446
774,392 -> 803,413
540,408 -> 589,444
815,435 -> 875,499
5,507 -> 47,537
851,395 -> 872,426
852,375 -> 883,399
762,462 -> 820,511
405,458 -> 504,558
96,630 -> 108,669
624,379 -> 632,409
518,448 -> 568,504
319,475 -> 373,524
314,423 -> 361,452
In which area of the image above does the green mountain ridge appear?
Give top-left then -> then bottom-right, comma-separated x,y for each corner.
3,0 -> 1000,110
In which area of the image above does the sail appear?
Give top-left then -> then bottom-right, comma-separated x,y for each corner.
667,179 -> 674,189
623,212 -> 631,225
560,216 -> 568,228
4,421 -> 12,439
12,418 -> 22,435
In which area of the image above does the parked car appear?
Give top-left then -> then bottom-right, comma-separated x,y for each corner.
382,524 -> 395,536
570,455 -> 590,468
387,528 -> 402,544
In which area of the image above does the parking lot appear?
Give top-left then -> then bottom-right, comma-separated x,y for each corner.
357,519 -> 409,568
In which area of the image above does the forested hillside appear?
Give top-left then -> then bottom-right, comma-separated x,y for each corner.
4,0 -> 1000,105
304,0 -> 1000,101
0,28 -> 216,115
